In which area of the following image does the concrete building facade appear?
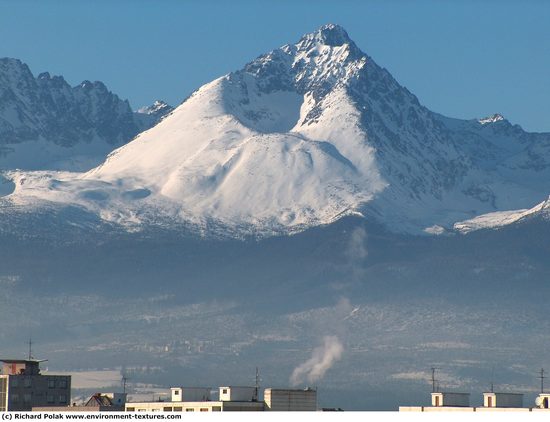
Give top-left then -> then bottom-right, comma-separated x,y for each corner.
0,359 -> 71,411
483,392 -> 523,408
125,386 -> 317,412
264,388 -> 317,411
170,387 -> 210,402
431,392 -> 470,407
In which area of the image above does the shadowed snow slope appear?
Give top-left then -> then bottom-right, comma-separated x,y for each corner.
3,24 -> 550,237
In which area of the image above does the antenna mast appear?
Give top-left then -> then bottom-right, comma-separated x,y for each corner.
254,367 -> 260,401
431,367 -> 438,393
490,366 -> 494,393
540,368 -> 546,394
27,337 -> 33,360
122,374 -> 128,394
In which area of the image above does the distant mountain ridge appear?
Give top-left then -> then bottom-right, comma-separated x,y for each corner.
0,58 -> 172,171
1,24 -> 550,236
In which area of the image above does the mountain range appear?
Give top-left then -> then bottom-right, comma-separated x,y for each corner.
1,24 -> 549,237
0,57 -> 172,172
1,24 -> 549,410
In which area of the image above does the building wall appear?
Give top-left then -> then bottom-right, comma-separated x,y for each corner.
7,374 -> 71,411
170,387 -> 210,402
484,393 -> 523,408
400,406 -> 532,412
219,387 -> 256,402
0,376 -> 7,412
264,389 -> 317,411
125,401 -> 263,412
432,393 -> 470,407
32,405 -> 124,412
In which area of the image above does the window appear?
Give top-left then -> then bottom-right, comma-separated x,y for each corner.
58,379 -> 68,389
47,395 -> 54,404
185,409 -> 194,412
174,390 -> 180,395
23,394 -> 31,403
173,407 -> 182,411
163,407 -> 172,411
48,379 -> 56,389
212,406 -> 221,412
59,395 -> 67,404
222,389 -> 228,394
10,378 -> 18,388
24,378 -> 32,388
126,407 -> 135,412
200,408 -> 209,412
10,394 -> 19,403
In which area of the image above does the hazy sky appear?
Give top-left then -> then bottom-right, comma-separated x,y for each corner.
1,0 -> 549,131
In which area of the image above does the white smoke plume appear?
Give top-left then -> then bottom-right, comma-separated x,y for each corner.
347,226 -> 368,262
290,335 -> 344,386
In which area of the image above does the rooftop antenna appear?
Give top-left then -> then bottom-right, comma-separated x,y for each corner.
491,365 -> 495,393
254,367 -> 260,401
539,368 -> 546,394
27,337 -> 33,360
122,374 -> 129,394
430,367 -> 440,393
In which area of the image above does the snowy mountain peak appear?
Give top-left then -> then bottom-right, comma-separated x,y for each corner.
3,27 -> 550,238
137,100 -> 173,116
478,113 -> 505,124
299,23 -> 353,48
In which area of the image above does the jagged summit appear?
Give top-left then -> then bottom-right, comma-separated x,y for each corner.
137,100 -> 173,116
0,57 -> 172,171
2,26 -> 550,238
479,113 -> 505,124
298,23 -> 353,47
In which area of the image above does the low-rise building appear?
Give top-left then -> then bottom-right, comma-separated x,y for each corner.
264,388 -> 317,411
400,390 -> 541,412
0,358 -> 71,411
125,385 -> 317,412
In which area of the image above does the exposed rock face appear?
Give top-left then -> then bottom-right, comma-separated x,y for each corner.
0,58 -> 171,170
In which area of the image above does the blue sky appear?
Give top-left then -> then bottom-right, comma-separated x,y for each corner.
1,0 -> 549,131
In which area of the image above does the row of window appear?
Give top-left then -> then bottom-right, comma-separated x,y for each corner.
10,394 -> 67,404
127,407 -> 221,412
9,377 -> 68,389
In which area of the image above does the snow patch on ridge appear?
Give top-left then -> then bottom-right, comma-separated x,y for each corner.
454,197 -> 550,233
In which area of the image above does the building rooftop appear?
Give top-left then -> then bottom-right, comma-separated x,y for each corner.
0,358 -> 47,364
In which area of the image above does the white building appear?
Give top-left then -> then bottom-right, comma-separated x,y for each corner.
535,393 -> 550,408
126,385 -> 318,412
126,386 -> 263,412
400,391 -> 548,412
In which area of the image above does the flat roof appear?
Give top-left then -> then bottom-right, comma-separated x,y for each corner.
0,359 -> 47,364
219,386 -> 256,389
432,392 -> 470,395
483,392 -> 524,395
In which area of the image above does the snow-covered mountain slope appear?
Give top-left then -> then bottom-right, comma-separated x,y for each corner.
454,196 -> 550,233
2,24 -> 550,237
0,58 -> 172,171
